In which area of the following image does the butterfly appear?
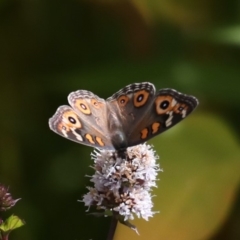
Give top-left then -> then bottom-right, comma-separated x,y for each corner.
49,82 -> 198,150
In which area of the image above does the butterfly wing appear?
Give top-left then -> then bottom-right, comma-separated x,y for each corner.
49,90 -> 114,149
49,82 -> 198,150
106,82 -> 156,149
127,88 -> 198,146
107,83 -> 198,148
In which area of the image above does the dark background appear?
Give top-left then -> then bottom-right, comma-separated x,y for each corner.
0,0 -> 240,239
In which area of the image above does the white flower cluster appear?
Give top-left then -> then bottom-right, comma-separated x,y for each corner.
82,143 -> 161,221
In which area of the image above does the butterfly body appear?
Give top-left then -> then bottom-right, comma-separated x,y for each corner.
49,82 -> 198,150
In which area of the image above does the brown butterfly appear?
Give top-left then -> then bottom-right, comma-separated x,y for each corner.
49,82 -> 198,150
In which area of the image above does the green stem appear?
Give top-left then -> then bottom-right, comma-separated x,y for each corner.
107,217 -> 118,240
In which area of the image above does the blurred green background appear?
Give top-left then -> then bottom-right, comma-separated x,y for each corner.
0,0 -> 240,239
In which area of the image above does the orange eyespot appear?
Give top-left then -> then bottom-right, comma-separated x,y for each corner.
174,103 -> 188,118
62,111 -> 82,128
155,96 -> 176,114
91,99 -> 98,107
91,99 -> 103,109
118,95 -> 129,107
75,99 -> 91,114
133,90 -> 149,107
58,122 -> 70,132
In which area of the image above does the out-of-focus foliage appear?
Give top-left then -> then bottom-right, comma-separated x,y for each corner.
116,113 -> 240,240
0,0 -> 239,239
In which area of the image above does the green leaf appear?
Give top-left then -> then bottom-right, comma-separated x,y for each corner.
0,215 -> 25,233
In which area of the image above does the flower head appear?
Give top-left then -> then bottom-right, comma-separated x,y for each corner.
82,143 -> 161,224
0,184 -> 20,211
